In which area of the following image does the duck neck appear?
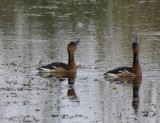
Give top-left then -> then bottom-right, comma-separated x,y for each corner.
68,53 -> 75,66
133,52 -> 139,67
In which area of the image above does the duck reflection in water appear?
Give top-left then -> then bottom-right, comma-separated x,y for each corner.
67,73 -> 79,103
132,76 -> 142,115
38,72 -> 79,103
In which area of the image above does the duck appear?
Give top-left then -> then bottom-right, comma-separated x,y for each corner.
37,39 -> 80,75
104,36 -> 142,80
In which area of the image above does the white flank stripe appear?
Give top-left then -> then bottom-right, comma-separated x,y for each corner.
105,73 -> 119,79
38,68 -> 55,73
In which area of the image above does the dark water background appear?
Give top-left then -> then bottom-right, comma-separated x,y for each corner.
0,0 -> 160,123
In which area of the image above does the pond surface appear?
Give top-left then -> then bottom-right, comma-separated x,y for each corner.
0,0 -> 160,123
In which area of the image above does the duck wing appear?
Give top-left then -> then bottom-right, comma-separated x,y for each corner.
37,62 -> 68,72
104,66 -> 133,75
104,66 -> 134,80
42,62 -> 68,69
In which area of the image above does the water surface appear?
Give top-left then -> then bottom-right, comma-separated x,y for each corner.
0,0 -> 160,123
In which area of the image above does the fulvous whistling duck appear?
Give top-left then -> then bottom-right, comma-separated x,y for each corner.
104,36 -> 142,80
37,39 -> 80,75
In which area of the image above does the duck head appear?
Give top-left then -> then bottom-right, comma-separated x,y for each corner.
67,41 -> 77,54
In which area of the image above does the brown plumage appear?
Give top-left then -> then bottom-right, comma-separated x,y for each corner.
104,36 -> 142,80
37,39 -> 80,76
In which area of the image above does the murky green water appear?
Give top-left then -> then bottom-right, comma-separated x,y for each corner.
0,0 -> 160,123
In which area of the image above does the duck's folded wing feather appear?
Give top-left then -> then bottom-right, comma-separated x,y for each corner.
42,62 -> 68,69
104,66 -> 133,75
37,62 -> 68,72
